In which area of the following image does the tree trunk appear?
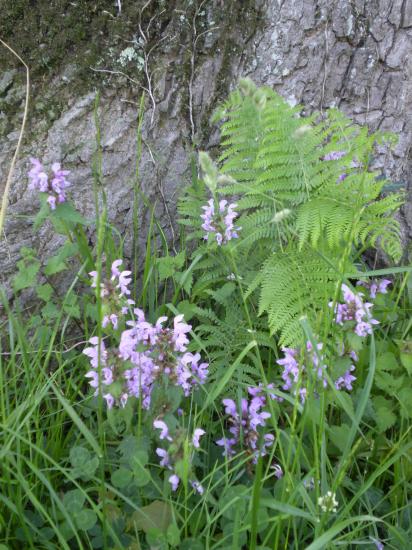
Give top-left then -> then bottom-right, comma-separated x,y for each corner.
0,0 -> 411,294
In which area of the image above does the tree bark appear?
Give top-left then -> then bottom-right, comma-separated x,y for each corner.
0,0 -> 411,294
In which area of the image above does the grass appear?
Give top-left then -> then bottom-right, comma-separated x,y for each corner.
0,79 -> 411,549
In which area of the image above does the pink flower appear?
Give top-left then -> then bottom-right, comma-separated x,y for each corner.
154,419 -> 172,441
192,428 -> 206,448
169,474 -> 180,491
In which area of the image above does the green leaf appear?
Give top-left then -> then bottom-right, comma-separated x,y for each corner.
36,283 -> 54,301
376,352 -> 399,372
219,485 -> 248,521
44,242 -> 78,276
63,489 -> 86,513
75,509 -> 97,531
70,446 -> 90,468
13,257 -> 40,291
133,467 -> 151,487
63,294 -> 80,319
400,350 -> 412,375
70,446 -> 99,480
398,387 -> 412,419
41,301 -> 60,320
375,370 -> 404,392
179,540 -> 204,550
51,202 -> 87,225
111,467 -> 133,489
131,500 -> 172,534
328,424 -> 351,453
166,523 -> 181,547
373,396 -> 397,432
157,251 -> 185,280
33,200 -> 50,230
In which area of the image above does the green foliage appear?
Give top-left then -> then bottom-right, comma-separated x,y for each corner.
1,79 -> 411,550
179,79 -> 403,344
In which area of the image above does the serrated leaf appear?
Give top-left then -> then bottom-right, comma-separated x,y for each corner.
13,257 -> 40,291
373,396 -> 397,432
51,202 -> 87,225
36,283 -> 53,301
157,252 -> 185,280
376,352 -> 399,372
375,371 -> 404,392
400,351 -> 412,375
41,301 -> 59,320
398,387 -> 412,418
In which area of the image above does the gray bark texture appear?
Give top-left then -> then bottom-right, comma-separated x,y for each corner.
0,0 -> 411,294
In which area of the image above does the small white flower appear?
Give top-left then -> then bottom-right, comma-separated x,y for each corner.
318,491 -> 338,513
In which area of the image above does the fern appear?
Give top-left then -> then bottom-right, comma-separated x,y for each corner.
177,79 -> 403,346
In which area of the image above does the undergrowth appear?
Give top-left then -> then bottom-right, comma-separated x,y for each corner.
0,79 -> 411,550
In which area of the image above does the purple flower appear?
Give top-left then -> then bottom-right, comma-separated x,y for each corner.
47,195 -> 57,210
335,365 -> 356,390
217,395 -> 274,462
357,278 -> 391,299
330,284 -> 379,337
248,383 -> 283,402
156,448 -> 170,468
192,428 -> 206,448
111,259 -> 132,296
277,340 -> 343,402
28,158 -> 48,192
323,150 -> 346,161
104,393 -> 115,409
28,158 -> 71,208
154,419 -> 173,442
169,474 -> 180,491
303,477 -> 316,490
371,539 -> 384,550
102,313 -> 119,330
201,197 -> 240,245
272,463 -> 283,479
191,480 -> 204,495
173,314 -> 191,352
83,337 -> 107,369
